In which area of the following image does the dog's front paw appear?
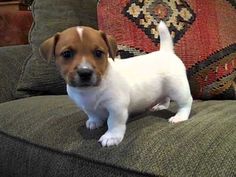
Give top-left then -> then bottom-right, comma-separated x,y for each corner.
86,119 -> 104,130
98,131 -> 124,147
169,116 -> 188,123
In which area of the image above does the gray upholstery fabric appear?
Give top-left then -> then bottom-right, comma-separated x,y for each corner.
0,96 -> 235,177
0,45 -> 31,103
16,0 -> 98,98
0,132 -> 149,177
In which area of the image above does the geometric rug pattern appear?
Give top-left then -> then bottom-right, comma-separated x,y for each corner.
98,0 -> 236,99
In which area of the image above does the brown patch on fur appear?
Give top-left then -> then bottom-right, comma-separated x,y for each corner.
39,33 -> 60,61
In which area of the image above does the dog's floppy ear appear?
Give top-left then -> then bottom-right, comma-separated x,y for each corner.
100,31 -> 118,60
39,33 -> 60,61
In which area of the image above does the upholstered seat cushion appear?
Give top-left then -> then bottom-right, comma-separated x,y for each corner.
0,96 -> 235,177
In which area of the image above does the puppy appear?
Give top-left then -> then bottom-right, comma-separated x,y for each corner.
40,21 -> 193,147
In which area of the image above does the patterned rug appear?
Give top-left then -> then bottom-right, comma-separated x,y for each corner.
98,0 -> 236,99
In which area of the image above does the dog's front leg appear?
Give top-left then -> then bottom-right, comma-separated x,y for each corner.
98,107 -> 128,147
84,110 -> 105,130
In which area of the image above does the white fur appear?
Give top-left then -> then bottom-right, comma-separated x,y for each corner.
79,57 -> 92,70
76,27 -> 83,40
67,21 -> 193,147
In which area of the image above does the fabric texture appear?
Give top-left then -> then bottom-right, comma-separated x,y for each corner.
0,11 -> 33,47
97,0 -> 236,99
16,0 -> 98,98
0,95 -> 235,176
0,132 -> 148,177
0,45 -> 32,103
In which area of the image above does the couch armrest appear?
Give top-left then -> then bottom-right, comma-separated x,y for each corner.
0,45 -> 32,103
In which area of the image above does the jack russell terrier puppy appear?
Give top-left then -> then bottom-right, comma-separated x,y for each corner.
40,21 -> 193,147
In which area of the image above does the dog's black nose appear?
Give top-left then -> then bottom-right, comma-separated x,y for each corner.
77,68 -> 93,81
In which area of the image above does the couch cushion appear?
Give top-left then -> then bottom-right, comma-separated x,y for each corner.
16,0 -> 98,98
0,96 -> 235,176
0,45 -> 32,103
97,0 -> 236,99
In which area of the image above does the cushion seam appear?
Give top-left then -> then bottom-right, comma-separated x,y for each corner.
15,0 -> 36,95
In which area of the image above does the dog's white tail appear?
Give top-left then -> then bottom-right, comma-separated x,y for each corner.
158,21 -> 174,52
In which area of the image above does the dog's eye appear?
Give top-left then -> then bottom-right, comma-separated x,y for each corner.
94,50 -> 103,58
61,50 -> 74,59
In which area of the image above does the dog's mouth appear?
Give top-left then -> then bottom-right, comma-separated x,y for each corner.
70,81 -> 93,87
67,72 -> 101,88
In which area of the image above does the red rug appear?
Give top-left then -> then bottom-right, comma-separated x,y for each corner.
98,0 -> 236,99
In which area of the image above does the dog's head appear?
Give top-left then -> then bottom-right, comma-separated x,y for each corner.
39,27 -> 117,88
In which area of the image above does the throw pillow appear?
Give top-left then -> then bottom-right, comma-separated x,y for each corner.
97,0 -> 236,99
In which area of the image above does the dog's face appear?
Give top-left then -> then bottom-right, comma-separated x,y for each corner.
40,27 -> 117,87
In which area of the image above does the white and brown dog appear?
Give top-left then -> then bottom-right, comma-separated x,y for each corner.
40,21 -> 193,147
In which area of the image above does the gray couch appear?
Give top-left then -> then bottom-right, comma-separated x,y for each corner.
0,0 -> 235,176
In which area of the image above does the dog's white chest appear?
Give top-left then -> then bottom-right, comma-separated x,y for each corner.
67,85 -> 96,108
77,94 -> 96,109
67,85 -> 108,118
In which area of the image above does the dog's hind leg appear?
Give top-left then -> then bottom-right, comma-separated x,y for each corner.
169,95 -> 192,123
150,97 -> 170,112
167,74 -> 193,123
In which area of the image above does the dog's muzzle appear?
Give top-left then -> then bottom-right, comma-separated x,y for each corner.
77,68 -> 93,82
68,59 -> 100,87
69,66 -> 98,87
